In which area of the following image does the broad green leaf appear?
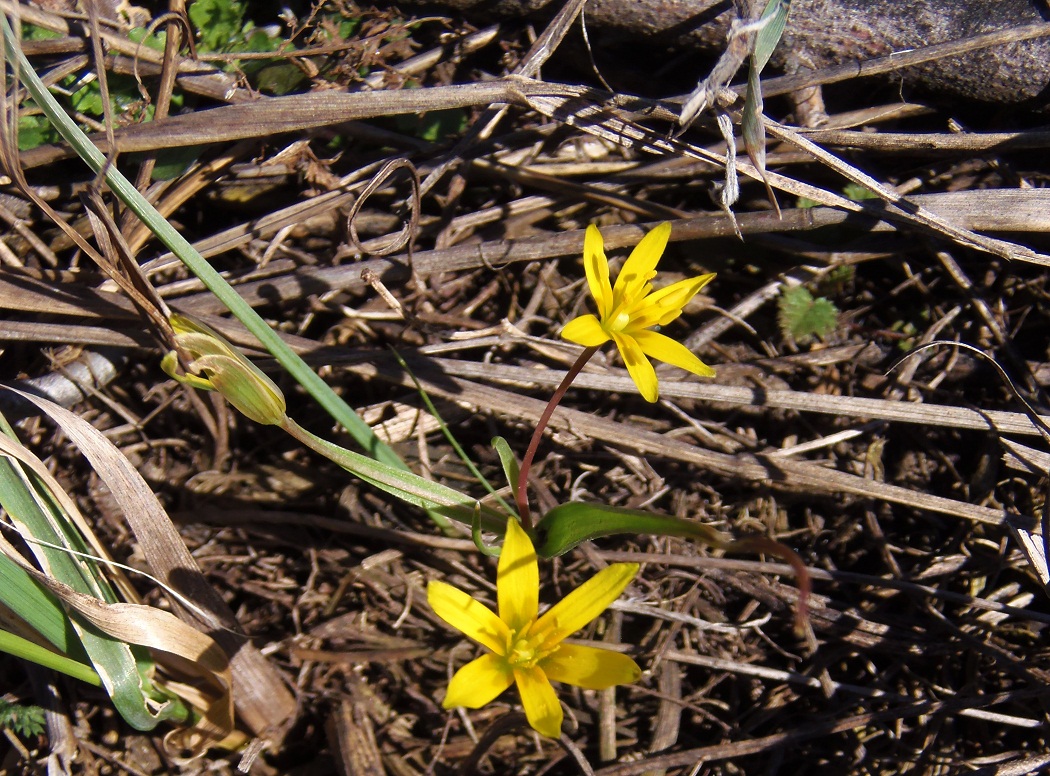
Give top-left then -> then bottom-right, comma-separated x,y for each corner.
0,552 -> 75,653
533,502 -> 733,558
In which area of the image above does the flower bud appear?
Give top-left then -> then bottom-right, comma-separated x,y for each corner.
162,313 -> 287,426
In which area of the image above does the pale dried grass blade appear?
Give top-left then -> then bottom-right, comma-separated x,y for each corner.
4,386 -> 296,738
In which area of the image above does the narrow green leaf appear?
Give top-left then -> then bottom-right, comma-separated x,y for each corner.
491,436 -> 520,496
283,418 -> 507,534
393,351 -> 514,518
0,411 -> 185,731
753,0 -> 790,72
742,58 -> 766,178
471,503 -> 501,557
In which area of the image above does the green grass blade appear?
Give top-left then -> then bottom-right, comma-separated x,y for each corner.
393,350 -> 515,515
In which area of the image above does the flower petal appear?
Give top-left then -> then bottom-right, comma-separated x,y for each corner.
632,329 -> 716,378
443,653 -> 514,709
626,273 -> 716,330
428,580 -> 509,654
583,224 -> 613,320
644,273 -> 716,311
514,666 -> 563,738
561,314 -> 611,347
613,333 -> 659,402
542,644 -> 642,690
534,563 -> 639,646
613,222 -> 670,303
498,519 -> 538,632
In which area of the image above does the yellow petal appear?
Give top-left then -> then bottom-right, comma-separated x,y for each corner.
613,333 -> 659,402
541,644 -> 642,690
514,666 -> 563,738
583,224 -> 613,319
534,563 -> 639,646
644,272 -> 715,309
632,330 -> 716,378
498,519 -> 538,632
427,580 -> 509,654
443,653 -> 514,709
613,222 -> 670,303
627,273 -> 716,330
561,315 -> 611,347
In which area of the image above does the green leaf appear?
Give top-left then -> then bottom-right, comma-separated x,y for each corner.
0,699 -> 46,739
742,0 -> 789,204
16,114 -> 60,151
777,286 -> 839,343
188,0 -> 247,52
254,62 -> 308,95
0,430 -> 185,731
491,436 -> 520,495
140,145 -> 205,181
21,23 -> 60,41
752,0 -> 790,72
395,109 -> 468,143
742,57 -> 766,181
0,629 -> 100,688
533,502 -> 732,558
283,418 -> 507,534
128,27 -> 167,52
0,14 -> 411,518
842,181 -> 880,202
70,81 -> 104,116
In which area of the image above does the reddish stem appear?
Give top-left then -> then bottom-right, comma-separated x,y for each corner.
727,536 -> 812,636
515,346 -> 599,530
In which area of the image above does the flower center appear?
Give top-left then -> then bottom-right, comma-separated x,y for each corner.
506,626 -> 558,669
607,310 -> 632,333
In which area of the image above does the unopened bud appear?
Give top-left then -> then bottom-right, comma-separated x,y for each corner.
161,313 -> 287,426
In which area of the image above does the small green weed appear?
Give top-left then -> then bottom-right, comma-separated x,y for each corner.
777,285 -> 839,343
0,698 -> 46,739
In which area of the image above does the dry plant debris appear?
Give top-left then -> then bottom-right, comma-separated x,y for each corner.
1,1 -> 1050,774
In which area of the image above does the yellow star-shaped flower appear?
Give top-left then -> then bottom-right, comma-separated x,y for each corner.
561,222 -> 716,402
427,519 -> 641,738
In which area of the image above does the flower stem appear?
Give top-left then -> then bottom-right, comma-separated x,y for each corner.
516,346 -> 598,530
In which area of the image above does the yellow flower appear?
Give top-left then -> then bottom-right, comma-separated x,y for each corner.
561,222 -> 716,402
427,519 -> 641,738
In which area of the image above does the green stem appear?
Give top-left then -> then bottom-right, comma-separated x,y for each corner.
0,630 -> 102,687
515,346 -> 598,530
280,416 -> 506,534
